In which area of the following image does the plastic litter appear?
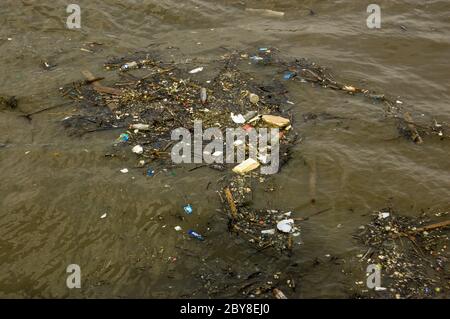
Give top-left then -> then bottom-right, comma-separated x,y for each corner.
118,133 -> 129,142
120,61 -> 138,71
200,87 -> 207,104
250,56 -> 264,62
231,113 -> 246,124
146,168 -> 155,176
262,115 -> 290,128
232,158 -> 260,174
261,229 -> 276,235
243,111 -> 258,122
277,219 -> 294,233
184,204 -> 193,215
249,93 -> 259,104
272,288 -> 288,299
130,123 -> 150,131
120,168 -> 129,173
132,145 -> 144,154
378,212 -> 390,219
283,71 -> 296,80
246,8 -> 285,17
174,226 -> 182,231
189,67 -> 204,74
343,85 -> 356,93
188,230 -> 204,241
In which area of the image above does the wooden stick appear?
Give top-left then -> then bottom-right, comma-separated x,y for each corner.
392,220 -> 450,239
414,220 -> 450,233
81,70 -> 122,96
224,187 -> 238,221
294,207 -> 332,221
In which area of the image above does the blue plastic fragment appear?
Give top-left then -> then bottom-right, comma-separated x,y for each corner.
184,204 -> 193,214
283,71 -> 296,80
259,47 -> 269,52
146,168 -> 155,177
188,230 -> 204,241
118,133 -> 129,142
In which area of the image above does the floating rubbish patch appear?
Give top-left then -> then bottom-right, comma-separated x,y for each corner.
353,209 -> 449,299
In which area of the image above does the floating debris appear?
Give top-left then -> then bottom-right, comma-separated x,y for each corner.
132,145 -> 144,154
277,219 -> 294,233
184,204 -> 193,215
354,209 -> 449,298
188,230 -> 204,241
146,168 -> 155,177
189,66 -> 204,74
232,158 -> 260,174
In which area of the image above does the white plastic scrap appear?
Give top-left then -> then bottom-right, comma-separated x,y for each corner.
132,145 -> 144,154
100,213 -> 107,219
174,226 -> 182,231
120,168 -> 129,173
378,212 -> 390,219
277,219 -> 294,233
231,113 -> 246,124
189,67 -> 204,74
261,229 -> 276,235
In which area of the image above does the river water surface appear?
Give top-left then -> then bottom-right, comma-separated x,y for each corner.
0,0 -> 449,298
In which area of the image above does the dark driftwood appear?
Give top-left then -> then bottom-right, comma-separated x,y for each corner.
81,70 -> 122,96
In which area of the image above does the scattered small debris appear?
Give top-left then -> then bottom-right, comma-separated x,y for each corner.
354,209 -> 449,298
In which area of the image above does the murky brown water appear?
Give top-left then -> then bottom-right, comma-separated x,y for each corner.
1,0 -> 449,298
